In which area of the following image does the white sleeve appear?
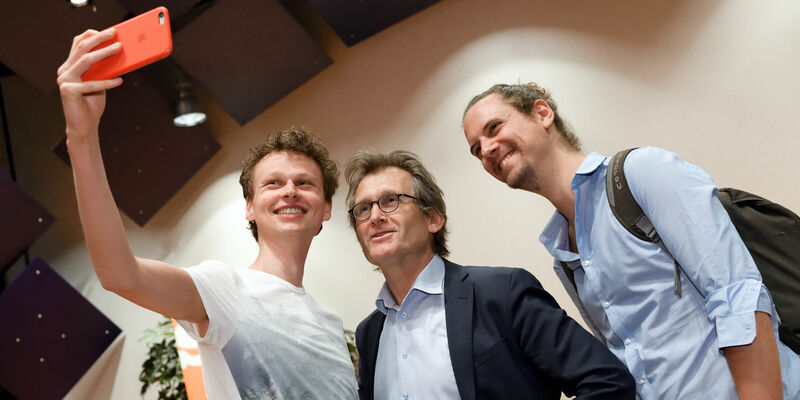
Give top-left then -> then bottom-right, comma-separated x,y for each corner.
176,260 -> 241,348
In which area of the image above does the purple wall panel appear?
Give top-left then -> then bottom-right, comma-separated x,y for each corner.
0,0 -> 129,94
171,0 -> 332,125
307,0 -> 440,46
0,258 -> 121,399
0,171 -> 54,273
53,70 -> 220,226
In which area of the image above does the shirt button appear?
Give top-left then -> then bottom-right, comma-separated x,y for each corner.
638,378 -> 646,384
602,301 -> 610,308
401,312 -> 408,319
583,260 -> 591,266
624,338 -> 631,345
401,352 -> 407,359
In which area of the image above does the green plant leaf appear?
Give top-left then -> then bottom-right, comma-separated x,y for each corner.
139,316 -> 187,400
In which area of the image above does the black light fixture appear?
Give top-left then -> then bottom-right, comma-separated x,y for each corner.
173,79 -> 207,127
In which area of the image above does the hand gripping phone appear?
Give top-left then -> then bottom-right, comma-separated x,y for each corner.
81,6 -> 173,81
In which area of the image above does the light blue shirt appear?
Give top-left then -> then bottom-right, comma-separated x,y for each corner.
539,148 -> 800,399
374,255 -> 460,400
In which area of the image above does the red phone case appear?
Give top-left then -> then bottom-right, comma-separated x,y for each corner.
81,6 -> 172,81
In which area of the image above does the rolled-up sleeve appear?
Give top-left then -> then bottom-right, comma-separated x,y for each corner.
705,279 -> 773,348
625,148 -> 776,350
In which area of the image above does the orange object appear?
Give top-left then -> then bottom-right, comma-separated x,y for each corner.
81,6 -> 173,81
171,319 -> 207,400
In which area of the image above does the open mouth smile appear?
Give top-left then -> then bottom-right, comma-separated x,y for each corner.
275,207 -> 307,215
498,151 -> 513,171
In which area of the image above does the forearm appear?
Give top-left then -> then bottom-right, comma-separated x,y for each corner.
57,30 -> 207,324
70,138 -> 206,321
68,132 -> 140,292
723,311 -> 782,399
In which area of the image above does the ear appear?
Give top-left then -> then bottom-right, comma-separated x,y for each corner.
323,201 -> 332,221
427,211 -> 445,234
532,99 -> 555,129
245,199 -> 254,222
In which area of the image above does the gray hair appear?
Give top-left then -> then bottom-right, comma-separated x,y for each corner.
345,150 -> 449,258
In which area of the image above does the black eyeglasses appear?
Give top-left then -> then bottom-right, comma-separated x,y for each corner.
350,193 -> 418,221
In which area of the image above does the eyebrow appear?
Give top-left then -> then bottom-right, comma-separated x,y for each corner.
355,190 -> 396,204
261,171 -> 318,182
481,118 -> 497,134
292,172 -> 318,180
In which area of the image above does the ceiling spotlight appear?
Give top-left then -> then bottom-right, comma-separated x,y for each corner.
173,81 -> 207,127
69,0 -> 89,7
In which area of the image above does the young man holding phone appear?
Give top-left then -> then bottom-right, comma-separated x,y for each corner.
57,29 -> 358,399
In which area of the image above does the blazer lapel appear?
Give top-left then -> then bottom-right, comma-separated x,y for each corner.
444,260 -> 476,400
364,313 -> 385,400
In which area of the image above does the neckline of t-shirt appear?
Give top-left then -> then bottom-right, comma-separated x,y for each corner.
240,268 -> 306,294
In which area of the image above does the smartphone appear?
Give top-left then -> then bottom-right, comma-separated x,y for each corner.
81,6 -> 172,81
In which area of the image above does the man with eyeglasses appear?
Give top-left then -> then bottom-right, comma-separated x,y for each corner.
344,150 -> 635,400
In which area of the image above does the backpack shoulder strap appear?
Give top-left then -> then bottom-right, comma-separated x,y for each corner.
606,148 -> 658,242
605,148 -> 683,297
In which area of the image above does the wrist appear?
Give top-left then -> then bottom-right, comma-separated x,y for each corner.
65,127 -> 98,146
65,129 -> 102,159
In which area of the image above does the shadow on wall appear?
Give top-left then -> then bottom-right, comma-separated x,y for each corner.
269,0 -> 715,151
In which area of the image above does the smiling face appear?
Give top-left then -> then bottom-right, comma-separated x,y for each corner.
246,151 -> 331,242
463,94 -> 556,192
353,167 -> 443,268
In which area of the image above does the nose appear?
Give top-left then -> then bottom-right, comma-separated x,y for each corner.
282,180 -> 298,198
367,202 -> 387,223
480,136 -> 498,159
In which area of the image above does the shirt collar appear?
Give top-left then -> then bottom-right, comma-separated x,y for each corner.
375,254 -> 445,314
574,152 -> 606,176
538,152 -> 607,263
538,212 -> 579,263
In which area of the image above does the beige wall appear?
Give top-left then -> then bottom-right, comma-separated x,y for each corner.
8,1 -> 800,398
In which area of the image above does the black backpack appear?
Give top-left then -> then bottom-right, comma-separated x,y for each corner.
606,148 -> 800,354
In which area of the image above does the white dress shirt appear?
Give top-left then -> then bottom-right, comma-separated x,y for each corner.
374,255 -> 461,400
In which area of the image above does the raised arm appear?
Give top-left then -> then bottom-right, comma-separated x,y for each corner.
57,29 -> 207,325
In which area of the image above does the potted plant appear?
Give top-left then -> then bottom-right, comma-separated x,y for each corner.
139,316 -> 186,400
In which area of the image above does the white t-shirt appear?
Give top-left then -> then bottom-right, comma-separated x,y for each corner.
177,260 -> 358,400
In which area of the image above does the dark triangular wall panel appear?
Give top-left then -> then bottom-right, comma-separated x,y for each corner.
0,0 -> 129,94
53,70 -> 220,226
0,171 -> 54,273
115,0 -> 202,22
171,0 -> 332,125
0,258 -> 121,399
307,0 -> 440,47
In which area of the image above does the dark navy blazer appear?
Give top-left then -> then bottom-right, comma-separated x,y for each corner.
356,259 -> 635,399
